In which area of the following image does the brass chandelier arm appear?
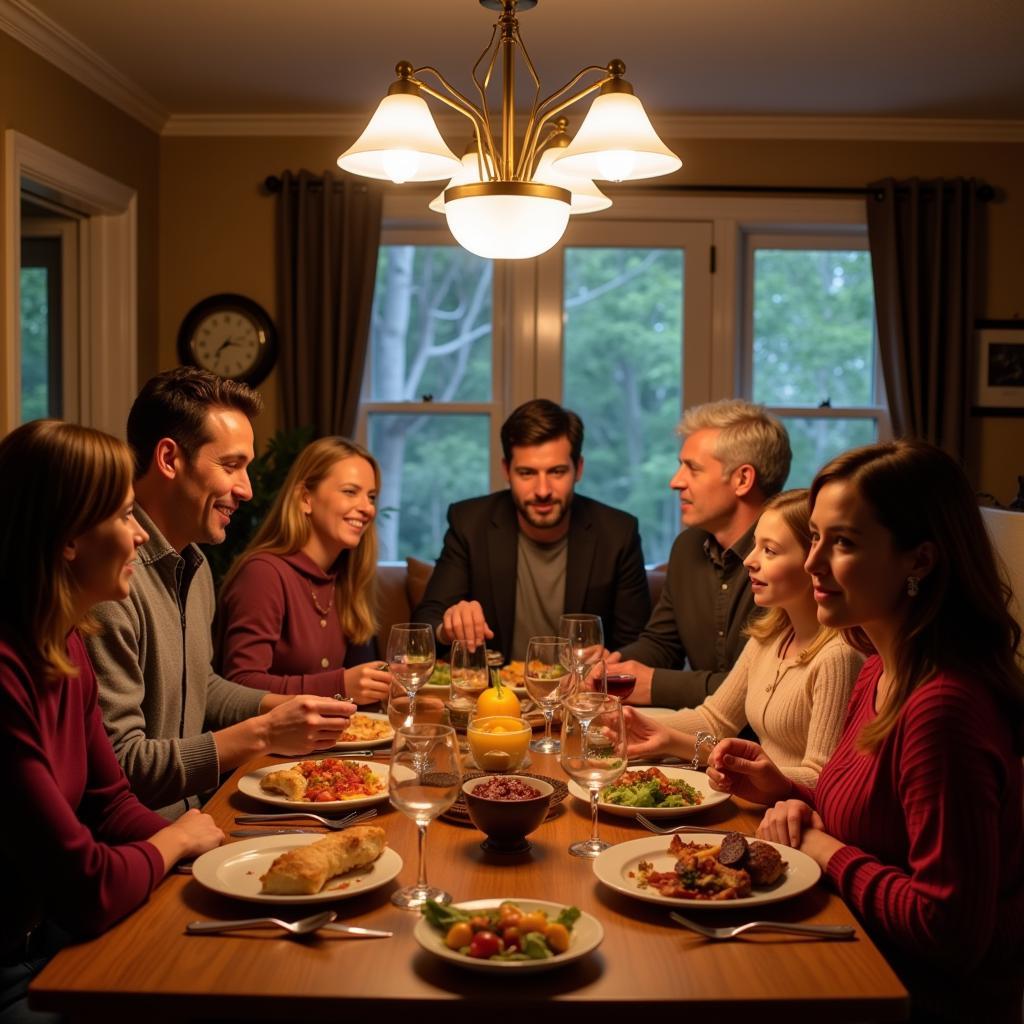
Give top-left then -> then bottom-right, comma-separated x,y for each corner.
517,68 -> 614,180
469,23 -> 501,175
409,68 -> 499,174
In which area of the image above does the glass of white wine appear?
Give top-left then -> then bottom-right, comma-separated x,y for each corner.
524,635 -> 572,754
386,677 -> 450,731
386,622 -> 436,695
559,692 -> 627,858
388,723 -> 462,908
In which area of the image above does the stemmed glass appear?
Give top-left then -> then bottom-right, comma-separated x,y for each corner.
524,635 -> 572,754
559,613 -> 604,689
386,623 -> 436,696
388,723 -> 462,908
386,677 -> 450,731
448,640 -> 489,751
559,693 -> 627,858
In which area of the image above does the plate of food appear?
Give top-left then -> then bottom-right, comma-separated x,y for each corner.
237,757 -> 389,811
191,826 -> 402,904
497,661 -> 529,698
421,662 -> 451,692
593,832 -> 820,909
567,765 -> 730,819
329,712 -> 394,750
414,898 -> 602,972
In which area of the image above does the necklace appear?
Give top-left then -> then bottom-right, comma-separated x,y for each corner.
310,582 -> 335,628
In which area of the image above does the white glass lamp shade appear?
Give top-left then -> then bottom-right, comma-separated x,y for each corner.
429,151 -> 494,214
532,147 -> 611,214
337,93 -> 461,183
443,181 -> 571,260
553,92 -> 681,182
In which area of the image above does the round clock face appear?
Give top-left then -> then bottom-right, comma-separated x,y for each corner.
177,294 -> 278,386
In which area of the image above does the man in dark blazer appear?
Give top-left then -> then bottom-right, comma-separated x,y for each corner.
412,400 -> 650,661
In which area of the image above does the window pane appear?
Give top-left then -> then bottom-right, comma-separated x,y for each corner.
368,413 -> 490,561
19,266 -> 50,421
562,247 -> 683,565
369,246 -> 492,403
753,250 -> 875,408
782,416 -> 877,488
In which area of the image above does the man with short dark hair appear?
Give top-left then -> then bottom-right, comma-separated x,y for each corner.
608,398 -> 792,710
88,367 -> 354,819
413,398 -> 650,660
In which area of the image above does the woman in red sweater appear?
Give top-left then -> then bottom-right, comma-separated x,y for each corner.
218,436 -> 390,702
0,421 -> 223,1023
708,440 -> 1024,1022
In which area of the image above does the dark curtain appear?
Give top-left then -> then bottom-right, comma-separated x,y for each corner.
866,177 -> 982,459
275,169 -> 383,437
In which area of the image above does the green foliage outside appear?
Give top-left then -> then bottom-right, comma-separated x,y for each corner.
20,267 -> 50,421
202,424 -> 314,585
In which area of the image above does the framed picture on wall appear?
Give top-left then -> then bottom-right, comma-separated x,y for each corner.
975,320 -> 1024,413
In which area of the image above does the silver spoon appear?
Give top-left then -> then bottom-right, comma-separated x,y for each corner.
186,910 -> 337,936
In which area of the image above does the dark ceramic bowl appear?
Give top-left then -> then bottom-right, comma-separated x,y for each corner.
462,774 -> 554,851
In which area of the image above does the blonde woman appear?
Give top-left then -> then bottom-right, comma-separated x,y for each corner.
0,421 -> 222,1018
218,437 -> 390,703
623,489 -> 862,785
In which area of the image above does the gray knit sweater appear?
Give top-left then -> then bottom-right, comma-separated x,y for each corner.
87,506 -> 264,819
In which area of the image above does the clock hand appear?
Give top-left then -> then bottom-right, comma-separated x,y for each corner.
215,337 -> 239,356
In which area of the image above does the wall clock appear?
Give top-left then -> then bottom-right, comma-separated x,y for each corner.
177,293 -> 278,387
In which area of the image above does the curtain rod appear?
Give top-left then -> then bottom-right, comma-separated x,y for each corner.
263,175 -> 995,201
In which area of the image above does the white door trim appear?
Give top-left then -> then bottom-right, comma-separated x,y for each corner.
3,129 -> 137,437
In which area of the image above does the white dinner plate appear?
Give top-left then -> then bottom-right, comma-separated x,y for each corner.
237,759 -> 390,811
413,898 -> 603,972
191,834 -> 403,905
593,834 -> 820,910
567,765 -> 731,819
329,712 -> 394,751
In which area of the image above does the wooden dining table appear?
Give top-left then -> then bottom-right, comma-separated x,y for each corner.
31,744 -> 909,1022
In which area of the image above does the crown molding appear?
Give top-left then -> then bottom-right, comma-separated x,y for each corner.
0,0 -> 167,133
162,111 -> 1024,143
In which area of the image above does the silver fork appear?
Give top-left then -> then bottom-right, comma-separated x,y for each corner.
635,814 -> 750,837
234,807 -> 378,830
187,910 -> 337,936
669,911 -> 854,940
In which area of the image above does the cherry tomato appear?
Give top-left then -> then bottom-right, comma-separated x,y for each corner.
445,922 -> 473,950
544,922 -> 570,953
498,909 -> 522,931
501,926 -> 521,951
468,915 -> 491,933
519,911 -> 548,935
468,930 -> 504,959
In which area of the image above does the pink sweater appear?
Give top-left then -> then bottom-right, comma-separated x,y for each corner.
218,551 -> 356,696
798,656 -> 1024,1015
0,630 -> 166,947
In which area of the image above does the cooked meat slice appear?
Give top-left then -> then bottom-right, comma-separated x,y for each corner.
747,840 -> 786,885
718,831 -> 749,868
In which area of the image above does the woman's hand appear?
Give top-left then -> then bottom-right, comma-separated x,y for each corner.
756,799 -> 821,847
343,662 -> 391,705
150,809 -> 224,874
622,706 -> 672,758
705,737 -> 793,805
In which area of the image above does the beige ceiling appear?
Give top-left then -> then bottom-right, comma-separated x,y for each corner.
20,0 -> 1024,121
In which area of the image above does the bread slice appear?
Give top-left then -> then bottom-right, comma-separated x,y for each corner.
259,768 -> 308,801
260,826 -> 387,895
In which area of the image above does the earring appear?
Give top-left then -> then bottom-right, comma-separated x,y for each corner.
906,576 -> 920,597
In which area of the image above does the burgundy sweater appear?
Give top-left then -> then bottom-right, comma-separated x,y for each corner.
218,551 -> 358,696
796,656 -> 1024,1013
0,630 -> 166,948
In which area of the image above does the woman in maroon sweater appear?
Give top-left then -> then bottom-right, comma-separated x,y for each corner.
708,440 -> 1024,1022
0,421 -> 223,1023
218,437 -> 389,702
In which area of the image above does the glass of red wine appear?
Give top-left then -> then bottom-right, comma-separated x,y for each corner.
605,672 -> 636,701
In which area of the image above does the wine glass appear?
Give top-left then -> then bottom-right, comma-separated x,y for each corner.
447,640 -> 489,751
388,723 -> 462,908
559,693 -> 627,858
386,623 -> 435,695
386,676 -> 450,731
559,613 -> 604,688
524,635 -> 572,754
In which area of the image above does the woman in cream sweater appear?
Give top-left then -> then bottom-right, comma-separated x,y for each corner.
623,488 -> 861,785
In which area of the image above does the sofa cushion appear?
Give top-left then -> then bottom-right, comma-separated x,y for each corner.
406,556 -> 434,611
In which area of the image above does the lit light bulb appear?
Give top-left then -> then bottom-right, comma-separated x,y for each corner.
382,149 -> 421,184
596,150 -> 636,183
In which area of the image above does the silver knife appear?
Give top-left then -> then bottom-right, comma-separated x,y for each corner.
321,924 -> 393,938
230,828 -> 325,837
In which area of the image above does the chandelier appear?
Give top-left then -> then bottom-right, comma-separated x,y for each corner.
338,0 -> 681,260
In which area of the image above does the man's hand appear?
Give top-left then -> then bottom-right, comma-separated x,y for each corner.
261,695 -> 355,755
343,662 -> 391,705
604,658 -> 654,705
439,600 -> 494,652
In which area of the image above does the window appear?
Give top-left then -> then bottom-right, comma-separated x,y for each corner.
19,237 -> 61,420
742,232 -> 887,488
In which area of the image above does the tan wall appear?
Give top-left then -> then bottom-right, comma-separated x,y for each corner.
160,133 -> 1024,501
0,32 -> 160,385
